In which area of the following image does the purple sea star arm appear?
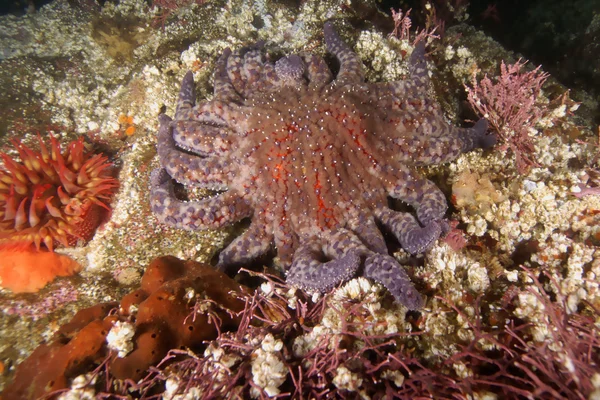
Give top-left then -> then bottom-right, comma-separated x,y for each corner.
226,49 -> 247,96
241,48 -> 266,95
407,41 -> 429,85
457,118 -> 496,150
349,215 -> 388,254
150,168 -> 251,230
288,229 -> 385,293
156,114 -> 231,190
217,219 -> 274,270
375,207 -> 442,254
324,22 -> 365,85
287,237 -> 362,293
322,229 -> 370,259
381,41 -> 495,166
387,166 -> 447,225
304,54 -> 333,90
174,70 -> 196,121
391,118 -> 494,166
374,41 -> 429,103
364,253 -> 424,310
172,120 -> 233,157
214,48 -> 243,103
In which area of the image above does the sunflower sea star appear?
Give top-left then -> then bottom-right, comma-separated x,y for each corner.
150,23 -> 495,309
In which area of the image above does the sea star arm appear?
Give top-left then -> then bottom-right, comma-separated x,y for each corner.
217,218 -> 274,270
156,114 -> 231,190
287,242 -> 361,293
387,166 -> 448,225
420,118 -> 495,164
375,207 -> 442,254
225,46 -> 270,98
150,168 -> 251,230
225,49 -> 247,97
304,54 -> 333,90
392,118 -> 494,166
364,253 -> 424,310
174,70 -> 196,121
172,120 -> 232,157
407,41 -> 429,87
349,214 -> 388,254
240,48 -> 268,96
177,68 -> 242,125
286,232 -> 362,293
273,222 -> 299,267
213,48 -> 244,103
324,22 -> 365,85
382,40 -> 495,165
455,118 -> 496,151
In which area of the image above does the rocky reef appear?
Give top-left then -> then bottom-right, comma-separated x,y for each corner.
0,0 -> 599,398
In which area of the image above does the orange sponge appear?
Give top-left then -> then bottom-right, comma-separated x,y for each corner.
2,257 -> 249,399
0,247 -> 81,293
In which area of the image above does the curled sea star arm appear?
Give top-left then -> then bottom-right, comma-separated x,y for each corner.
323,22 -> 365,85
287,232 -> 363,293
217,218 -> 274,270
375,207 -> 442,254
364,253 -> 424,310
150,168 -> 251,230
156,114 -> 231,190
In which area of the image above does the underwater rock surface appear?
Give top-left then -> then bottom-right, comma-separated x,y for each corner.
0,0 -> 598,397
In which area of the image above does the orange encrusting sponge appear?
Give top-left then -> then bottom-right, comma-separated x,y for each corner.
0,246 -> 81,293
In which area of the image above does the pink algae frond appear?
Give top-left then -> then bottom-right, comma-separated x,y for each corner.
390,7 -> 441,45
465,59 -> 552,173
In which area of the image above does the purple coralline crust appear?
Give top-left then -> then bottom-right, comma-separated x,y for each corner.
150,22 -> 494,309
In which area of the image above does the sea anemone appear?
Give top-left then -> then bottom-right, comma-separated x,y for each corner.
0,135 -> 118,250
